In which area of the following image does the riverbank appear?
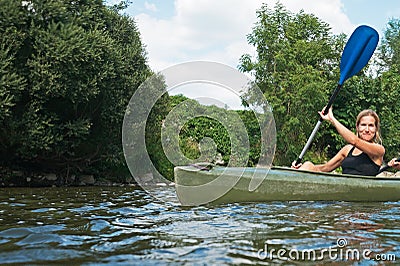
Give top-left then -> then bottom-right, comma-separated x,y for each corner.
0,166 -> 134,187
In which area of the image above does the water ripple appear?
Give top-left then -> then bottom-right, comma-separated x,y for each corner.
0,186 -> 399,264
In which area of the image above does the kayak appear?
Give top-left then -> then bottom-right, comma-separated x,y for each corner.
174,165 -> 400,205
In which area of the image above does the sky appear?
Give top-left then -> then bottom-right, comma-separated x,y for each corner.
106,0 -> 400,72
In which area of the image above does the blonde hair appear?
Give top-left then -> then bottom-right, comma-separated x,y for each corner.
356,109 -> 382,144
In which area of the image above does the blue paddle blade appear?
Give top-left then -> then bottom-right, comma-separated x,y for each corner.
339,25 -> 379,85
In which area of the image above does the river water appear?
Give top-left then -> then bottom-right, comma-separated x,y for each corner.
0,185 -> 398,265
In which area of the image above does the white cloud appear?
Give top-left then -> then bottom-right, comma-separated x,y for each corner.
106,0 -> 122,5
144,1 -> 157,12
134,0 -> 355,71
280,0 -> 353,34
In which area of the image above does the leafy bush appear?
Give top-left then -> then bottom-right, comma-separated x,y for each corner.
0,0 -> 150,180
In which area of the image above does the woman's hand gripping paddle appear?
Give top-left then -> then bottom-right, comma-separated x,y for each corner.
294,25 -> 379,166
378,158 -> 400,174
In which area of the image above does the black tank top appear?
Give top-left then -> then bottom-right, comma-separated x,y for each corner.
341,146 -> 380,176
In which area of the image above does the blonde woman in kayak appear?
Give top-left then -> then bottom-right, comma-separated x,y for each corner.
292,108 -> 385,176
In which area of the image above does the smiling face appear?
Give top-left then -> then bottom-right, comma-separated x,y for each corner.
355,109 -> 381,144
357,115 -> 377,142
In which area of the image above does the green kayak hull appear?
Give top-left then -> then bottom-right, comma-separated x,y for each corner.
174,165 -> 400,205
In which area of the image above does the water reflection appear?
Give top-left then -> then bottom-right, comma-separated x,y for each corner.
0,186 -> 398,264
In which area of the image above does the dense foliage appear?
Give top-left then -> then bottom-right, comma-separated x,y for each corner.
146,94 -> 263,180
239,3 -> 400,166
0,0 -> 150,181
1,1 -> 400,185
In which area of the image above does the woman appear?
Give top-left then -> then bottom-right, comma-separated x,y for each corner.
292,108 -> 385,176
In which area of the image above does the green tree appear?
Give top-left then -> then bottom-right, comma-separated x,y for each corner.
239,3 -> 344,165
149,93 -> 264,180
0,0 -> 150,181
374,18 -> 400,160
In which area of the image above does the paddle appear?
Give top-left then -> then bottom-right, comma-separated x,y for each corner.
294,25 -> 379,166
378,157 -> 400,173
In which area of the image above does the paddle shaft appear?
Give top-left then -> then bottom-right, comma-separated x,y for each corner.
295,84 -> 342,165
